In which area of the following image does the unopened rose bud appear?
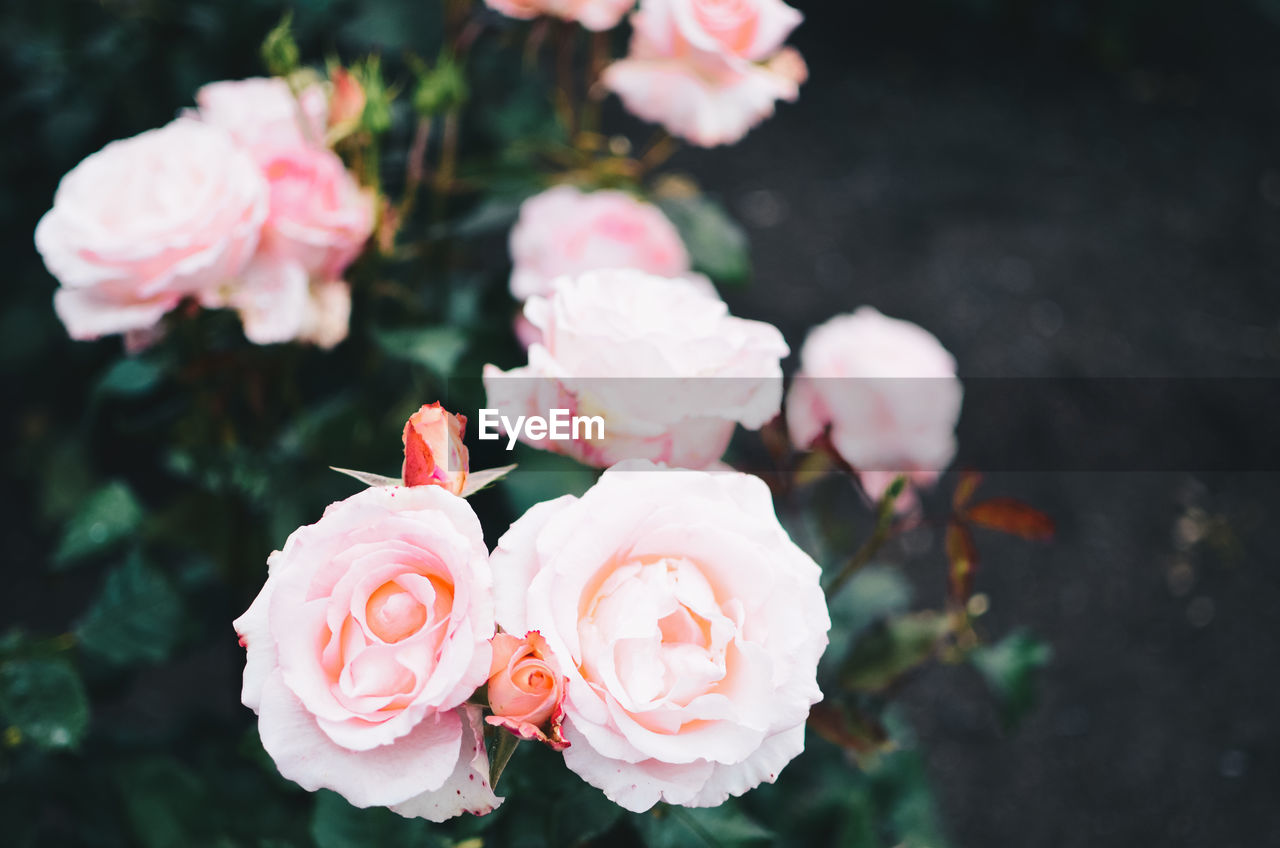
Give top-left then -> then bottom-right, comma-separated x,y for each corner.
328,67 -> 367,134
402,402 -> 469,495
485,632 -> 568,750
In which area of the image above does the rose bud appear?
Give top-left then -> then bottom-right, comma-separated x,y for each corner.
402,402 -> 469,495
328,67 -> 366,136
485,631 -> 568,750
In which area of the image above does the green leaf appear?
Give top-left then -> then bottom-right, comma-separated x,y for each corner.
330,466 -> 402,488
656,195 -> 751,286
310,790 -> 438,848
461,463 -> 517,497
374,326 -> 468,379
970,630 -> 1052,729
0,658 -> 89,750
547,776 -> 622,846
54,481 -> 143,568
95,356 -> 165,398
841,611 -> 949,693
75,552 -> 183,666
115,758 -> 209,848
635,804 -> 773,848
822,564 -> 912,676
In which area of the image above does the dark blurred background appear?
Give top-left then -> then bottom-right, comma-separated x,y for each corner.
3,1 -> 1280,846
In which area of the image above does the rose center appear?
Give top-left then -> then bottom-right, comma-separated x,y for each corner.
365,582 -> 427,643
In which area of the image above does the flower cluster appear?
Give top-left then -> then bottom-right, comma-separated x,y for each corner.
35,76 -> 372,347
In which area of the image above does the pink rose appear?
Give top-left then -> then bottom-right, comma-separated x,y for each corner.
226,258 -> 353,348
484,0 -> 636,31
509,185 -> 690,302
483,270 -> 787,469
34,120 -> 268,340
402,402 -> 470,495
195,77 -> 328,152
233,486 -> 501,820
786,307 -> 963,508
490,461 -> 830,811
327,67 -> 367,136
485,631 -> 568,750
602,0 -> 807,147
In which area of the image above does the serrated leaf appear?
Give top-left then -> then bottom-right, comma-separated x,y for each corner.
841,611 -> 949,693
0,658 -> 89,750
54,481 -> 143,568
970,630 -> 1052,729
635,803 -> 773,848
75,553 -> 183,666
945,521 -> 978,605
310,790 -> 437,848
966,497 -> 1055,541
330,466 -> 402,488
374,326 -> 468,379
655,195 -> 751,286
461,463 -> 517,497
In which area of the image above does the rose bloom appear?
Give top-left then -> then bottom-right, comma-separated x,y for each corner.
195,77 -> 328,152
490,461 -> 830,811
403,402 -> 470,495
485,631 -> 568,749
233,486 -> 501,820
602,0 -> 807,147
195,79 -> 372,347
786,307 -> 963,507
34,120 -> 268,340
484,0 -> 636,31
483,270 -> 788,469
509,185 -> 689,302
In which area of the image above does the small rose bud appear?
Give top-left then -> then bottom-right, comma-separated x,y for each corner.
402,402 -> 469,495
485,632 -> 568,750
328,66 -> 367,134
260,12 -> 300,78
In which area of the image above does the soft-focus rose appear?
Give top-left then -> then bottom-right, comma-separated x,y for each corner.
509,185 -> 690,302
34,120 -> 268,340
196,77 -> 328,152
602,0 -> 806,147
484,0 -> 635,31
229,258 -> 353,348
483,270 -> 787,469
490,461 -> 830,811
786,307 -> 963,508
233,486 -> 501,820
403,402 -> 470,495
485,631 -> 568,749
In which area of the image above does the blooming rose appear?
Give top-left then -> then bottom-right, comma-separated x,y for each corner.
485,631 -> 568,749
195,77 -> 328,152
490,462 -> 830,811
195,79 -> 373,347
233,486 -> 501,820
34,120 -> 268,340
403,402 -> 470,495
484,0 -> 636,31
509,186 -> 690,302
483,270 -> 787,469
786,307 -> 963,508
602,0 -> 807,147
327,67 -> 367,137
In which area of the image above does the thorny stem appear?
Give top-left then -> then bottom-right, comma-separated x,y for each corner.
824,474 -> 908,597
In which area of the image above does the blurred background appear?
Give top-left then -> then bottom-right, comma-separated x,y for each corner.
3,1 -> 1279,846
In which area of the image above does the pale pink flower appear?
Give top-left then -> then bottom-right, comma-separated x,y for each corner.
483,270 -> 787,469
35,120 -> 268,340
402,402 -> 470,495
233,486 -> 501,820
509,185 -> 689,302
602,0 -> 806,147
490,461 -> 830,811
195,77 -> 328,152
484,0 -> 636,31
485,631 -> 568,749
786,307 -> 963,509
